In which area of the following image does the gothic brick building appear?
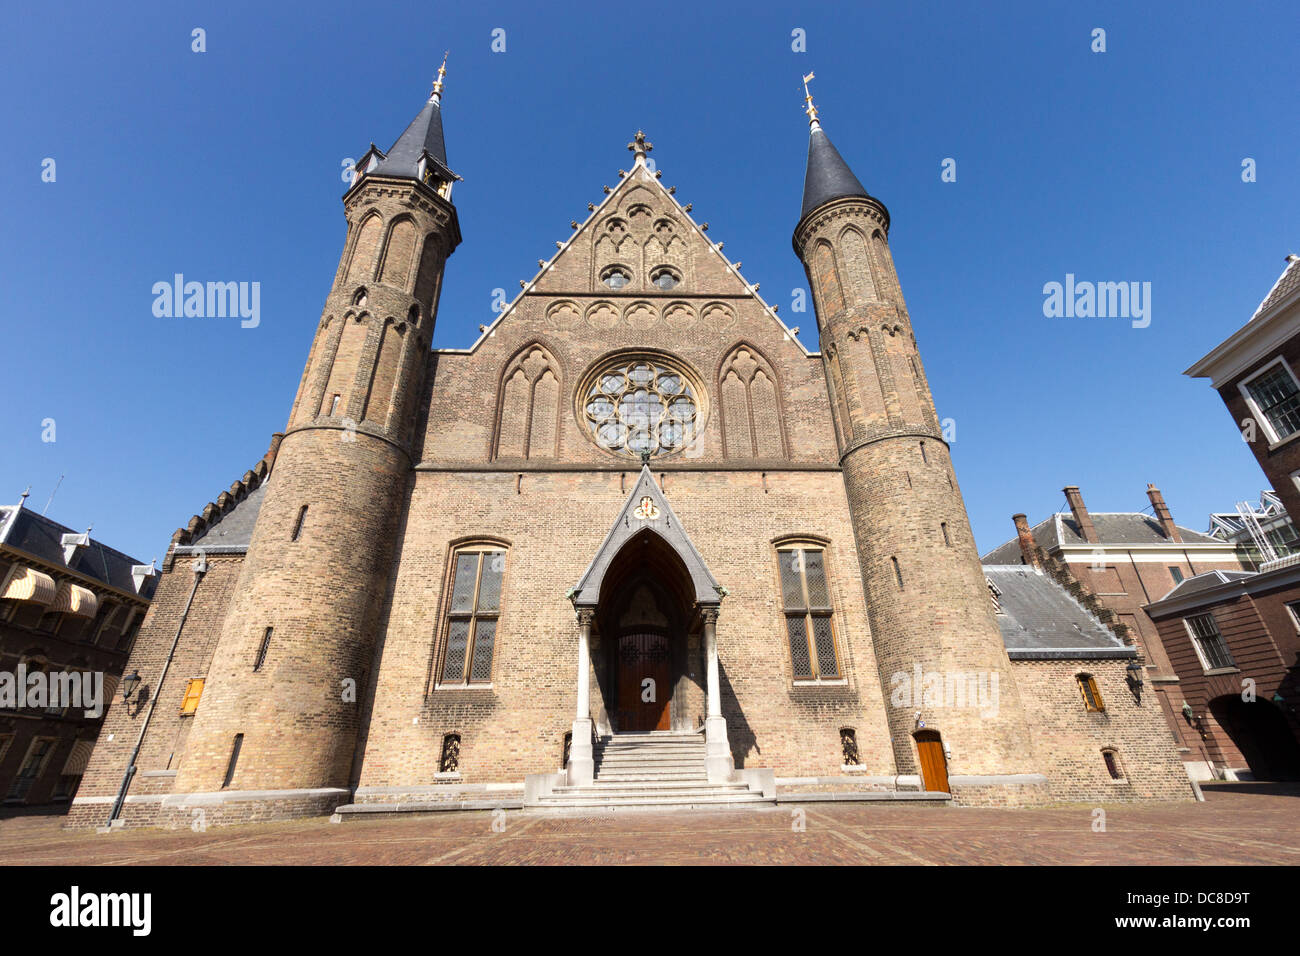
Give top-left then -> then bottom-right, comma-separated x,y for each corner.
68,72 -> 1190,828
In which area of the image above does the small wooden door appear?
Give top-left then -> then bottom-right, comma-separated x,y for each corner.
617,632 -> 671,732
915,730 -> 950,793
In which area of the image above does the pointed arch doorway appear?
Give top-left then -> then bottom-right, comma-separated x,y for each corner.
608,579 -> 681,733
568,464 -> 733,782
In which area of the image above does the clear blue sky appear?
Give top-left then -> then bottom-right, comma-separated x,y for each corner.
2,0 -> 1297,564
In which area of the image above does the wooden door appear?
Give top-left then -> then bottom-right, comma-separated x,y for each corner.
617,632 -> 671,732
915,731 -> 950,793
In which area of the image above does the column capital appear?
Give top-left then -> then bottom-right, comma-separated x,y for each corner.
700,606 -> 719,625
576,607 -> 595,627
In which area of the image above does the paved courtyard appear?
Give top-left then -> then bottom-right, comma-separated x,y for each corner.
1,784 -> 1296,865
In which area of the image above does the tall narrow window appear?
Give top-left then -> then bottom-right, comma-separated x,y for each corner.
439,733 -> 461,773
1184,613 -> 1236,671
6,737 -> 55,801
892,556 -> 904,590
1077,673 -> 1105,712
919,441 -> 928,464
222,734 -> 244,789
253,627 -> 273,672
329,394 -> 342,416
291,505 -> 308,541
1168,566 -> 1184,585
777,545 -> 840,680
941,522 -> 951,546
439,546 -> 506,685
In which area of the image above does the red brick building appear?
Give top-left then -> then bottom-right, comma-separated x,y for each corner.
68,75 -> 1190,828
982,484 -> 1247,780
1144,566 -> 1300,780
0,497 -> 157,807
1187,255 -> 1300,518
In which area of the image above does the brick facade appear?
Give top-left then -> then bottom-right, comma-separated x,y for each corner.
67,113 -> 1191,828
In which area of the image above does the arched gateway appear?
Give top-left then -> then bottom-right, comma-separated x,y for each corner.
566,464 -> 733,784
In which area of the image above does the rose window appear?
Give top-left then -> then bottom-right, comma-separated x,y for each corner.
581,358 -> 701,459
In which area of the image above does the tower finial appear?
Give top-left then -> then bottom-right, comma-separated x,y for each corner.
627,130 -> 653,166
431,50 -> 449,104
802,71 -> 820,129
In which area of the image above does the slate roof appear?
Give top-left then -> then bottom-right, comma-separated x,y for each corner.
981,512 -> 1221,564
1251,255 -> 1300,321
371,94 -> 456,184
0,505 -> 157,599
1154,569 -> 1255,603
181,481 -> 268,553
986,565 -> 1134,659
571,465 -> 720,608
800,125 -> 871,221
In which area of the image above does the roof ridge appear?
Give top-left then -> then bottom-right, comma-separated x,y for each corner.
170,435 -> 282,548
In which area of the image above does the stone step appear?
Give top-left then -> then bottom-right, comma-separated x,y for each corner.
552,784 -> 751,797
594,774 -> 710,783
533,792 -> 770,809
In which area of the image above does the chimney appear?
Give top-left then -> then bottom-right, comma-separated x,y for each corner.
1063,486 -> 1098,543
1013,514 -> 1040,567
1146,483 -> 1182,543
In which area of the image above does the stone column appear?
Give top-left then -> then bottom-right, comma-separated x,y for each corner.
702,606 -> 734,783
567,608 -> 595,786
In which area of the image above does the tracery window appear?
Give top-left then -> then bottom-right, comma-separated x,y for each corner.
439,545 -> 506,685
581,356 -> 701,459
777,545 -> 840,680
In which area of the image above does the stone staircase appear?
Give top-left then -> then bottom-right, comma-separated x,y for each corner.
528,731 -> 773,811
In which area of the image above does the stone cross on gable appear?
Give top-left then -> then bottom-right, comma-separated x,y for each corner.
627,130 -> 653,162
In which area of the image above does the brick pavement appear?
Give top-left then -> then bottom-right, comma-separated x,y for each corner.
2,784 -> 1297,865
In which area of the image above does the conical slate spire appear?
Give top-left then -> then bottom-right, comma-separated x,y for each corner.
371,58 -> 456,185
800,124 -> 869,220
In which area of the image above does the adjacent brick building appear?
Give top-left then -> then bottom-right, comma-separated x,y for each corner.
982,484 -> 1247,779
68,74 -> 1191,828
1144,565 -> 1300,780
0,497 -> 157,807
1186,255 -> 1300,518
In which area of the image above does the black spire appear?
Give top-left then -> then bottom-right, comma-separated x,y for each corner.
799,124 -> 869,220
371,93 -> 455,184
365,54 -> 458,188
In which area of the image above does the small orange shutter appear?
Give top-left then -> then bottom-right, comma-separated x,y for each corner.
180,678 -> 205,715
1089,677 -> 1104,712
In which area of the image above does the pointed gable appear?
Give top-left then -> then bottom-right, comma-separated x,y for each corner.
571,465 -> 721,607
451,153 -> 809,355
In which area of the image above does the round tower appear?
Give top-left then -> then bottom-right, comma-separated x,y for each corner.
792,86 -> 1040,788
174,65 -> 461,796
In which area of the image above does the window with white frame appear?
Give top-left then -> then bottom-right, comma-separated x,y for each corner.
1184,613 -> 1236,671
1242,361 -> 1300,442
1285,600 -> 1300,632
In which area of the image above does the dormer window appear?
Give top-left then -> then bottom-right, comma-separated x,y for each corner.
602,268 -> 631,290
651,268 -> 680,291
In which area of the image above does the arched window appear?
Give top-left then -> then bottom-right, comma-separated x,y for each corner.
775,542 -> 840,680
840,727 -> 860,766
440,733 -> 461,773
437,544 -> 506,685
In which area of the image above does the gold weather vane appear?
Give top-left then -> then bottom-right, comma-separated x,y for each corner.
802,71 -> 819,127
431,50 -> 449,100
